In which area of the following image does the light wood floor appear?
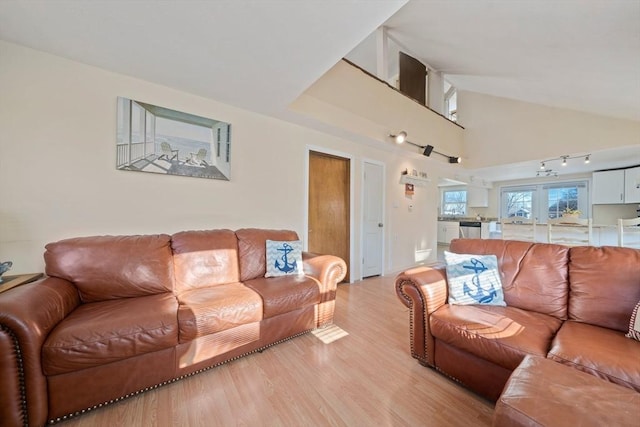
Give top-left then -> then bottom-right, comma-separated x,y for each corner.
58,275 -> 494,426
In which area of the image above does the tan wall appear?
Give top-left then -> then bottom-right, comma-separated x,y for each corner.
0,41 -> 445,277
291,60 -> 465,159
458,90 -> 640,169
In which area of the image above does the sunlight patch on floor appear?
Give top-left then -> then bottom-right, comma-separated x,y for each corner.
311,324 -> 349,344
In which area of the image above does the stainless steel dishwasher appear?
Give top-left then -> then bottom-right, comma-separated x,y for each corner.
459,221 -> 482,239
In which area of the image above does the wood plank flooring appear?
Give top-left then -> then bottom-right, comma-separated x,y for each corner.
57,275 -> 494,427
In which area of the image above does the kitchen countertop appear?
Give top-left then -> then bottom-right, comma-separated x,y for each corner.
438,217 -> 498,223
438,217 -> 623,228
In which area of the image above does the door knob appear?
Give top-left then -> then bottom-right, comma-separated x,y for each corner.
378,223 -> 384,227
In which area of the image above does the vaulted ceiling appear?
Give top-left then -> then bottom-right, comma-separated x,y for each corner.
1,0 -> 638,181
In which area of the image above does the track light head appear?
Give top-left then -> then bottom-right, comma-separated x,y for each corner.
423,145 -> 434,156
390,131 -> 407,144
585,155 -> 590,164
540,162 -> 545,170
562,157 -> 567,166
449,156 -> 462,164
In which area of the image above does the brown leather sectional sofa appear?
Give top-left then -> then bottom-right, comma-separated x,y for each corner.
0,228 -> 346,427
395,238 -> 640,401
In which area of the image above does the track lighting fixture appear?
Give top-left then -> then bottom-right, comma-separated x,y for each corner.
390,131 -> 407,144
390,132 -> 461,165
536,168 -> 558,178
538,153 -> 591,171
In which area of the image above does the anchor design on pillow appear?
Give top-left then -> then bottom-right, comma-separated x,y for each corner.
275,243 -> 297,273
0,261 -> 12,284
462,258 -> 498,303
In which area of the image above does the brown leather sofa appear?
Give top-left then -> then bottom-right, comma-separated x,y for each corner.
0,228 -> 346,427
395,238 -> 640,401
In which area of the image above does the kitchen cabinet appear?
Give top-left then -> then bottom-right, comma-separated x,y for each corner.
624,166 -> 640,203
592,170 -> 625,204
437,221 -> 460,244
467,187 -> 489,207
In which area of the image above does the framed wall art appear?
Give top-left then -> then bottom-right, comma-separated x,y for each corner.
116,97 -> 231,180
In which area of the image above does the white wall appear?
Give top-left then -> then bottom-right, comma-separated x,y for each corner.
0,41 -> 440,277
592,204 -> 638,225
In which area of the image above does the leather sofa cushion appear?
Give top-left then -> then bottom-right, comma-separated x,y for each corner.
171,229 -> 240,293
177,282 -> 263,343
449,239 -> 569,319
44,234 -> 174,302
568,246 -> 640,332
244,275 -> 321,318
548,320 -> 640,392
42,293 -> 179,375
431,304 -> 562,370
494,355 -> 640,427
236,229 -> 299,281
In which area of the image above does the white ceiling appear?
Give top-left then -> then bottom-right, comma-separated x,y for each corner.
0,0 -> 407,115
0,0 -> 638,182
384,0 -> 640,123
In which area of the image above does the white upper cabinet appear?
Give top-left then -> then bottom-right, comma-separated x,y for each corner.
467,187 -> 489,207
592,170 -> 625,204
624,166 -> 640,203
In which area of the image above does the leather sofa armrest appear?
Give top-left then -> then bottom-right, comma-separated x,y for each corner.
302,252 -> 347,327
302,252 -> 347,296
0,277 -> 80,427
395,265 -> 448,366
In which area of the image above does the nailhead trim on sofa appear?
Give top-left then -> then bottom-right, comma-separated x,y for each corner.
1,324 -> 29,427
396,279 -> 429,365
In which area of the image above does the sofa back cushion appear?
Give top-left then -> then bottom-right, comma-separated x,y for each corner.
568,246 -> 640,332
44,234 -> 174,303
449,239 -> 570,319
171,229 -> 240,293
236,229 -> 299,281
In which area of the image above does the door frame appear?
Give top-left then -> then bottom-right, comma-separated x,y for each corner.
304,145 -> 354,283
360,159 -> 386,280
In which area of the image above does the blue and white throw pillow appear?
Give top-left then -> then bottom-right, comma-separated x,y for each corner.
444,251 -> 506,306
265,240 -> 304,277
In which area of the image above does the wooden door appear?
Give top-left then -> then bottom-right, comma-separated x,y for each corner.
308,151 -> 350,281
399,51 -> 426,105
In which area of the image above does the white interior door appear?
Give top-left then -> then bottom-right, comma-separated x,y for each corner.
362,161 -> 384,278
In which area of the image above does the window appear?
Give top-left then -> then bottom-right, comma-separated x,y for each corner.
500,181 -> 589,220
502,187 -> 534,219
444,81 -> 457,122
547,186 -> 579,218
544,182 -> 588,218
442,190 -> 467,216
